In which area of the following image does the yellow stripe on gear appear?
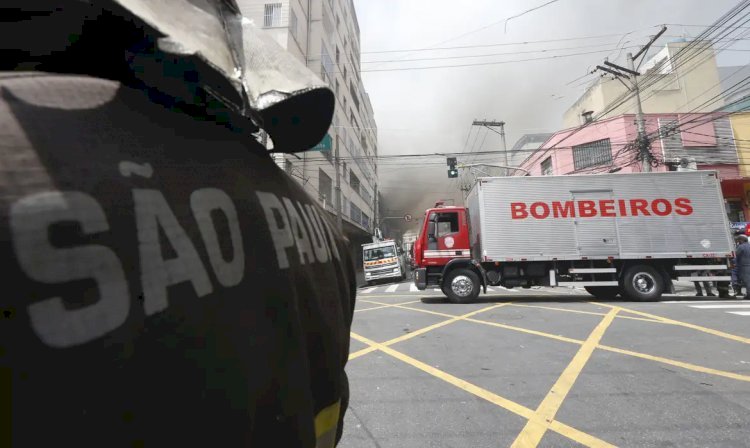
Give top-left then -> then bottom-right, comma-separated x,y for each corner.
314,400 -> 341,448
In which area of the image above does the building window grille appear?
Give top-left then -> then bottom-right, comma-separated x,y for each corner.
572,139 -> 612,170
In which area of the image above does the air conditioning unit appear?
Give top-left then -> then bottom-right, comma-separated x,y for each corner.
676,157 -> 697,171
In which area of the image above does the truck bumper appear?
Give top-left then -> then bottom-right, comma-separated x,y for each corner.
365,269 -> 402,281
414,268 -> 427,290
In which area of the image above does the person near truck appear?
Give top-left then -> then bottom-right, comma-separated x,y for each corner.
735,234 -> 750,300
1,2 -> 355,447
693,273 -> 715,297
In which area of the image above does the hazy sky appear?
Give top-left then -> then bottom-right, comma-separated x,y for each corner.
351,0 -> 748,233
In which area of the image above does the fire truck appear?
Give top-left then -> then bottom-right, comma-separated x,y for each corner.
412,171 -> 734,303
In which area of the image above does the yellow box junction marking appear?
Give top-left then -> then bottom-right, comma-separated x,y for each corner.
511,308 -> 619,448
349,297 -> 750,447
355,300 -> 750,382
350,332 -> 616,448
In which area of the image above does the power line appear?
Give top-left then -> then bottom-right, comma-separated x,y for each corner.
360,32 -> 641,55
361,42 -> 640,65
356,48 -> 648,73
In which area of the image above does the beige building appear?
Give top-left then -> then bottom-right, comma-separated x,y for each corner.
563,40 -> 725,128
237,0 -> 378,238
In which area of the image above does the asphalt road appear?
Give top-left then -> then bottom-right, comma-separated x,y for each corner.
340,280 -> 750,448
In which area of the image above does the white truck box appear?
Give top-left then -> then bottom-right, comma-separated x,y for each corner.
466,171 -> 733,262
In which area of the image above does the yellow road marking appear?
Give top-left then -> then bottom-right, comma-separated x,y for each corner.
350,332 -> 616,448
509,303 -> 661,324
598,344 -> 750,382
355,300 -> 420,313
349,346 -> 378,359
593,302 -> 750,345
348,303 -> 507,361
511,309 -> 619,448
357,301 -> 750,382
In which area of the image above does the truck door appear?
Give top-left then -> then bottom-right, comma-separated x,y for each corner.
571,190 -> 620,257
424,210 -> 470,265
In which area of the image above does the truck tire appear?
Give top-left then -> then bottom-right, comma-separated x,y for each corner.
584,286 -> 619,300
444,269 -> 480,304
622,265 -> 664,302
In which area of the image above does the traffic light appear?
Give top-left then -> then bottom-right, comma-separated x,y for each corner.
447,157 -> 458,178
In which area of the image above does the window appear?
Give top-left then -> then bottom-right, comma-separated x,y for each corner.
349,171 -> 360,194
289,9 -> 298,39
435,212 -> 459,237
318,169 -> 332,204
263,3 -> 282,27
335,46 -> 340,64
321,44 -> 333,82
350,81 -> 360,110
350,203 -> 362,224
362,212 -> 370,229
726,199 -> 745,223
335,79 -> 340,98
541,157 -> 553,176
572,139 -> 612,171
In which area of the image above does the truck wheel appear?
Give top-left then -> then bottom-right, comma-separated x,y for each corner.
622,265 -> 664,302
584,286 -> 619,300
444,269 -> 480,304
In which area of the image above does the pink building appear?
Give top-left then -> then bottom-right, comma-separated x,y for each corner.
518,113 -> 738,176
517,112 -> 745,220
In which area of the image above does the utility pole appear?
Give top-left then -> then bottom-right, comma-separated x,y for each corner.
472,120 -> 508,175
334,137 -> 343,231
593,26 -> 666,173
627,52 -> 650,172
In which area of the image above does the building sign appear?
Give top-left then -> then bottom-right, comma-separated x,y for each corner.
730,221 -> 748,232
311,133 -> 332,152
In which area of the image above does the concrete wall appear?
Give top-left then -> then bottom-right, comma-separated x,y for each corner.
563,41 -> 725,128
730,113 -> 750,177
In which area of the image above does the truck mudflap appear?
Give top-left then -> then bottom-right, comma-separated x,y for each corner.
414,268 -> 427,290
470,260 -> 488,294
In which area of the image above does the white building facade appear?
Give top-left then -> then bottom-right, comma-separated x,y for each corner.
238,0 -> 379,237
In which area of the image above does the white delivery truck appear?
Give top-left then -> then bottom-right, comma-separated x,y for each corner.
362,239 -> 406,285
412,171 -> 734,302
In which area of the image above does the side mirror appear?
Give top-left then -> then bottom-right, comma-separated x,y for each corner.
427,222 -> 436,240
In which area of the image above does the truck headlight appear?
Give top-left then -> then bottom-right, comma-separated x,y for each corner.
393,268 -> 399,273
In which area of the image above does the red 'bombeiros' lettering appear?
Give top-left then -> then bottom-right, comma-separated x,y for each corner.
552,201 -> 575,218
511,202 -> 528,219
509,198 -> 694,220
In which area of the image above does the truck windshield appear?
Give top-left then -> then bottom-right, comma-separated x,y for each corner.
364,246 -> 396,261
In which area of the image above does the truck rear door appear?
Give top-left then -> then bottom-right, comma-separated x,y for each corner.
571,190 -> 620,257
